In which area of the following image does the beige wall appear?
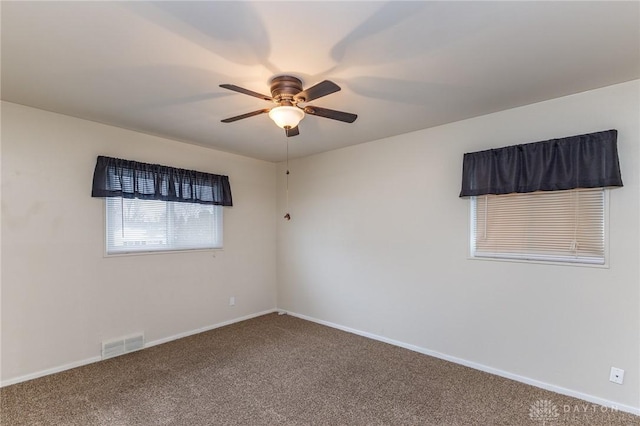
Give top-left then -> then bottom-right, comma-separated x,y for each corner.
1,102 -> 277,382
276,80 -> 640,410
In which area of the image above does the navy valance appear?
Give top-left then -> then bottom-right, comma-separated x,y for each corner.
459,130 -> 623,197
91,156 -> 233,206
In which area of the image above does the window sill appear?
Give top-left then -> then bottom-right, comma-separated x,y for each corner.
467,255 -> 609,269
104,247 -> 223,258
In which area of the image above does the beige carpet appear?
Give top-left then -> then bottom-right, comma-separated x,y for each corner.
1,313 -> 637,425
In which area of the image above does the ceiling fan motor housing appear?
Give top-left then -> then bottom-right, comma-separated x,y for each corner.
270,76 -> 304,104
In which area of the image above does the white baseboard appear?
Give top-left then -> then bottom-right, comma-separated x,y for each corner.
0,309 -> 277,388
0,356 -> 103,388
284,311 -> 640,417
145,309 -> 276,348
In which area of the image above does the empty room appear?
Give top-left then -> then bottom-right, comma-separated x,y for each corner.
1,1 -> 639,425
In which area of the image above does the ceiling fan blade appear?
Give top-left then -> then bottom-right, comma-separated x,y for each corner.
304,106 -> 357,123
295,80 -> 341,102
219,84 -> 272,101
221,109 -> 270,123
285,126 -> 300,137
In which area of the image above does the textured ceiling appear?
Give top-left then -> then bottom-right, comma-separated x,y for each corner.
2,1 -> 639,162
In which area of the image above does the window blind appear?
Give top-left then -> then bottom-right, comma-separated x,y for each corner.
106,198 -> 223,254
471,188 -> 605,264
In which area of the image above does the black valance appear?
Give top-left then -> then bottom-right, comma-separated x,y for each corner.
459,129 -> 623,197
91,156 -> 233,206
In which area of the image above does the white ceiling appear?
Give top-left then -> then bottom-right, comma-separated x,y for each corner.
2,1 -> 639,162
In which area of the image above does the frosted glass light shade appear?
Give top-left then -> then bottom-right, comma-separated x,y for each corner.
269,106 -> 305,129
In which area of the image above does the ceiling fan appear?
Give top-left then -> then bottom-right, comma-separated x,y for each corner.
219,75 -> 357,137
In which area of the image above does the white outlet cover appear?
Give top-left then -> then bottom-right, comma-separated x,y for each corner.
609,367 -> 624,384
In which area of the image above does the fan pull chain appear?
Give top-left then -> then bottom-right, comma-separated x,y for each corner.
284,139 -> 291,221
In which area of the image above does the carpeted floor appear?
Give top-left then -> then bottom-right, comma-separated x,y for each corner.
1,313 -> 637,425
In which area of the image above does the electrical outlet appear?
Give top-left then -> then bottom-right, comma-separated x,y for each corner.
609,367 -> 624,384
229,296 -> 235,306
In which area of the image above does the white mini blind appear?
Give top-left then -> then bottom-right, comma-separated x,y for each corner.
471,188 -> 605,264
106,198 -> 222,254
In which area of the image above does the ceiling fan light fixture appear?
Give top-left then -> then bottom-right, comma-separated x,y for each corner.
269,106 -> 304,129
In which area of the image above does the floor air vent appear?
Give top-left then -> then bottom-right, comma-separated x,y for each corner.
102,333 -> 144,360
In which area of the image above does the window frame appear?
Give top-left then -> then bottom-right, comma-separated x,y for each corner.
103,197 -> 224,257
467,188 -> 610,268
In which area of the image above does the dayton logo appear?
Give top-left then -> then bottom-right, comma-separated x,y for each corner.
529,399 -> 560,425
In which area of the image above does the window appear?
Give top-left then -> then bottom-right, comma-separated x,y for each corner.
460,130 -> 621,266
92,155 -> 232,255
470,188 -> 606,265
106,197 -> 223,254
